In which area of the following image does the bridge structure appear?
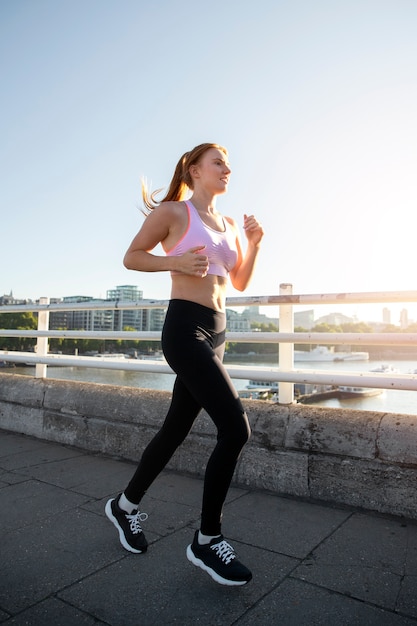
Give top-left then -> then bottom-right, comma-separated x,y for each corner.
1,286 -> 417,521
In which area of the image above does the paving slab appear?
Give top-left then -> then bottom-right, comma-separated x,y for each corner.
2,597 -> 107,626
236,578 -> 417,626
293,512 -> 415,609
0,479 -> 89,534
225,490 -> 353,558
13,453 -> 135,495
0,507 -> 122,614
0,434 -> 83,470
59,527 -> 297,626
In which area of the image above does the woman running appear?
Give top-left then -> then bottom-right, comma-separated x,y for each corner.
105,142 -> 263,586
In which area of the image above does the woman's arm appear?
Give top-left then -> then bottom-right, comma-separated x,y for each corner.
123,204 -> 173,272
228,214 -> 264,292
123,203 -> 209,276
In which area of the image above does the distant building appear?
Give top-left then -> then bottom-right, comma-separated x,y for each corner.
0,291 -> 15,306
107,285 -> 146,332
61,295 -> 113,332
314,312 -> 355,326
226,309 -> 251,332
382,307 -> 391,325
294,309 -> 314,330
49,286 -> 167,333
0,291 -> 30,306
145,307 -> 166,332
107,285 -> 166,332
241,306 -> 278,328
48,298 -> 67,330
400,308 -> 409,330
107,285 -> 143,302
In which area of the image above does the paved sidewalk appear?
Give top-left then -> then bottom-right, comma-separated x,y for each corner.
1,429 -> 417,625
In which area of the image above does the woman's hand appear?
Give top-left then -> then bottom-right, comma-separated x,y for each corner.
243,214 -> 264,247
228,214 -> 263,292
175,246 -> 209,277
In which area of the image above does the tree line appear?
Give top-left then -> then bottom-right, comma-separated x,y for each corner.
1,312 -> 417,356
0,313 -> 159,355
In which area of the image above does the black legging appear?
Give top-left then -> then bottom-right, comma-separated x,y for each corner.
125,299 -> 251,535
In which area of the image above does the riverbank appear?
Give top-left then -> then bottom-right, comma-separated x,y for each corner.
298,389 -> 340,404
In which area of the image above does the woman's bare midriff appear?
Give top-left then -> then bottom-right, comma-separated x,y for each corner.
170,274 -> 229,312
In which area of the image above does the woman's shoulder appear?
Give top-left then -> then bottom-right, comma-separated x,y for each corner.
149,201 -> 189,238
156,200 -> 187,215
147,200 -> 187,221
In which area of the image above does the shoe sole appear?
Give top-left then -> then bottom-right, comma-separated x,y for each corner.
186,544 -> 249,586
105,499 -> 145,554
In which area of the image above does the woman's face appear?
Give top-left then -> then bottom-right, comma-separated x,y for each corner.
192,148 -> 231,195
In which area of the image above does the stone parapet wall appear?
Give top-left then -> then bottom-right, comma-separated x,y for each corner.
1,373 -> 416,519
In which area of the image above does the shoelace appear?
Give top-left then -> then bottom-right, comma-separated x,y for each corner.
210,539 -> 236,565
126,510 -> 148,535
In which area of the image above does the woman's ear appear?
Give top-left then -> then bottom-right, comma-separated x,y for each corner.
189,163 -> 200,180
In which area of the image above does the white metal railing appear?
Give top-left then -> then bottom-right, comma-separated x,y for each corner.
1,286 -> 417,404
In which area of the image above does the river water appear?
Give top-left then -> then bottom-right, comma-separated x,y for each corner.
3,358 -> 417,416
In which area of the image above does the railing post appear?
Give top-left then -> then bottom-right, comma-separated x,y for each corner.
35,297 -> 50,378
278,283 -> 294,404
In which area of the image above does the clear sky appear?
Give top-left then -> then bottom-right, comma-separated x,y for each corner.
2,0 -> 417,322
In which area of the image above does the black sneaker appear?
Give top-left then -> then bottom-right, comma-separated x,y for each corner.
105,494 -> 148,553
186,531 -> 252,586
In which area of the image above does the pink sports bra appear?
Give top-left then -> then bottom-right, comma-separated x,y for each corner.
166,201 -> 238,278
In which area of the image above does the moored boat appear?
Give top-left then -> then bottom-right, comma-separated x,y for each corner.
239,387 -> 272,400
338,386 -> 383,398
92,353 -> 130,360
246,380 -> 278,390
